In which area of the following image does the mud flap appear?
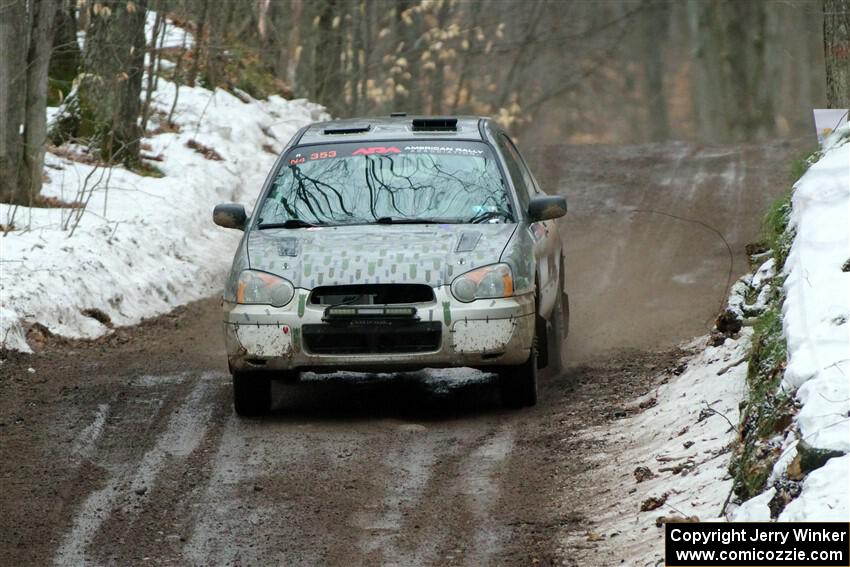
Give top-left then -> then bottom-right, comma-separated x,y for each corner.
536,312 -> 549,369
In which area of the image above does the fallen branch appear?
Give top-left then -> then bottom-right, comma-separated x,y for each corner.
717,356 -> 748,375
701,401 -> 736,432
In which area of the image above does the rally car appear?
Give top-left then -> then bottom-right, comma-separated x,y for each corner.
213,115 -> 568,415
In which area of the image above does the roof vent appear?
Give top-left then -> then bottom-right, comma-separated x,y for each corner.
411,117 -> 458,132
390,111 -> 407,117
323,124 -> 372,135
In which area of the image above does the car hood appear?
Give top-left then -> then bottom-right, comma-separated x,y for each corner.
246,223 -> 517,289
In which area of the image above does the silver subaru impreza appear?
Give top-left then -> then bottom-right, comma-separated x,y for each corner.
214,115 -> 568,415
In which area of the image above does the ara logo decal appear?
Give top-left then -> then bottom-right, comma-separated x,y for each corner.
352,146 -> 401,156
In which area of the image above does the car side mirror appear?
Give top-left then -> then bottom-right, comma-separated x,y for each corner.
213,203 -> 248,230
527,195 -> 567,222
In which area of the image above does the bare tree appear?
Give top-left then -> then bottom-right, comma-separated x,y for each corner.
824,0 -> 850,107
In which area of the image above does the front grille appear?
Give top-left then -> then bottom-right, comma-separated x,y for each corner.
310,284 -> 434,305
302,322 -> 442,355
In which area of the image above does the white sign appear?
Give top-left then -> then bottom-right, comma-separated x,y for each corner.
813,109 -> 849,145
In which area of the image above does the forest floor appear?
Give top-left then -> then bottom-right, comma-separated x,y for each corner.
0,140 -> 805,566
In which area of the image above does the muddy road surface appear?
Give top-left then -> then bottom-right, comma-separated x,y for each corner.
0,141 -> 803,566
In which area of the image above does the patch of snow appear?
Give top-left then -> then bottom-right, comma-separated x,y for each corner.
0,77 -> 327,351
750,257 -> 775,289
730,488 -> 775,522
779,454 -> 850,522
726,279 -> 749,319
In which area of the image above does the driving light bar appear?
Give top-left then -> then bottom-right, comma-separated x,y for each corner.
323,305 -> 418,319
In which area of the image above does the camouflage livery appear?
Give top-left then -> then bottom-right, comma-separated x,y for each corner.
216,115 -> 566,377
244,224 -> 533,291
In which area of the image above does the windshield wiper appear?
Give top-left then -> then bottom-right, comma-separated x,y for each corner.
468,210 -> 510,224
374,216 -> 459,225
258,219 -> 322,229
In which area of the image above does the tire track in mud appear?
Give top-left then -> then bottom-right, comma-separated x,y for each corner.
181,412 -> 350,567
349,433 -> 439,565
181,400 -> 515,567
52,374 -> 219,566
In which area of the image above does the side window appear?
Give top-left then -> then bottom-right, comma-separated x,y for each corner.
495,134 -> 531,212
505,136 -> 541,196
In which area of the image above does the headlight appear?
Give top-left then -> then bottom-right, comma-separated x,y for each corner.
232,270 -> 294,307
450,263 -> 514,302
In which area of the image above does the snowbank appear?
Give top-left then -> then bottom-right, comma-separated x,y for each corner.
732,126 -> 850,523
0,79 -> 326,352
781,128 -> 850,453
777,127 -> 850,516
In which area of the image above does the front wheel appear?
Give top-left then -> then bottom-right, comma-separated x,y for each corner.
498,345 -> 538,408
232,371 -> 271,416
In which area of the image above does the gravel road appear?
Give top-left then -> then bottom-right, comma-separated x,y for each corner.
0,140 -> 803,566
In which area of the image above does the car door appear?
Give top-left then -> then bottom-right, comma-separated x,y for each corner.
496,133 -> 560,319
510,138 -> 564,317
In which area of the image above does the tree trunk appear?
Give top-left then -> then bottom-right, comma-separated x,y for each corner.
48,0 -> 81,104
79,0 -> 147,166
824,0 -> 850,107
0,0 -> 27,203
314,0 -> 343,115
641,0 -> 670,141
394,0 -> 422,113
1,0 -> 58,204
188,0 -> 208,87
429,0 -> 451,114
23,0 -> 59,202
141,11 -> 164,133
286,0 -> 304,92
451,1 -> 483,113
350,0 -> 365,115
687,0 -> 775,142
204,0 -> 228,89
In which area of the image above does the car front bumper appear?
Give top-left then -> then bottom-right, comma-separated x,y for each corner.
223,287 -> 535,372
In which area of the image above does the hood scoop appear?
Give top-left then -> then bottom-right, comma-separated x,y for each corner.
455,231 -> 482,253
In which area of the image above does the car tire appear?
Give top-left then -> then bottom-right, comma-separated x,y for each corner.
498,342 -> 538,408
232,371 -> 272,416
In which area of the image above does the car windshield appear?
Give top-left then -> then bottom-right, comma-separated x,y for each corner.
257,141 -> 513,227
